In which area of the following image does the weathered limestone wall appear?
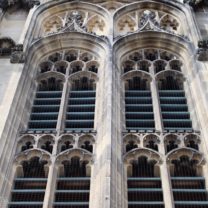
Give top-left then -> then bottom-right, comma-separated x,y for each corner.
195,6 -> 208,38
0,8 -> 28,42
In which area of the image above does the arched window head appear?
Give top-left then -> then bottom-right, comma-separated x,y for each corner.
54,61 -> 68,74
157,72 -> 184,90
160,15 -> 179,32
138,60 -> 150,73
17,135 -> 35,153
123,60 -> 135,74
70,61 -> 84,74
154,60 -> 167,74
125,76 -> 149,91
169,60 -> 182,72
132,156 -> 157,177
41,141 -> 53,153
80,52 -> 93,62
21,141 -> 33,152
48,52 -> 62,63
185,134 -> 200,151
86,61 -> 99,74
61,141 -> 73,152
81,141 -> 93,153
38,77 -> 63,91
126,140 -> 138,152
160,51 -> 176,61
65,51 -> 78,62
58,135 -> 74,153
123,134 -> 139,153
143,135 -> 159,151
129,52 -> 143,62
39,61 -> 53,74
171,156 -> 198,177
62,157 -> 89,177
38,135 -> 54,153
71,76 -> 96,91
78,135 -> 95,153
164,134 -> 179,154
21,157 -> 48,178
144,49 -> 158,61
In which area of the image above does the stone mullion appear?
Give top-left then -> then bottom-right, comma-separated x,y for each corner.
151,80 -> 163,131
43,159 -> 57,208
56,80 -> 68,134
160,161 -> 175,208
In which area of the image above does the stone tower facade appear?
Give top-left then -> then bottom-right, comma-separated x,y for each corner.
0,0 -> 208,208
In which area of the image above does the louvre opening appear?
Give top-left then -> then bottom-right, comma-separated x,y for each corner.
28,77 -> 63,131
53,156 -> 90,208
171,156 -> 208,208
127,156 -> 164,208
8,157 -> 48,208
158,74 -> 192,130
65,77 -> 96,130
125,76 -> 155,130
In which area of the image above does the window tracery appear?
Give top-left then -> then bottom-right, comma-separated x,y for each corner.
8,152 -> 50,208
17,135 -> 35,153
115,8 -> 184,38
38,135 -> 54,153
184,134 -> 200,150
168,150 -> 207,208
143,134 -> 159,151
38,50 -> 99,78
121,49 -> 182,76
54,151 -> 92,208
42,10 -> 107,37
58,135 -> 74,153
164,134 -> 180,154
124,150 -> 163,208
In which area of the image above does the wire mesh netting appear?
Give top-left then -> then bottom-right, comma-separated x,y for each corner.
28,77 -> 63,131
125,77 -> 155,130
65,77 -> 96,130
159,76 -> 192,130
8,157 -> 48,208
128,156 -> 164,208
171,156 -> 208,208
53,157 -> 90,208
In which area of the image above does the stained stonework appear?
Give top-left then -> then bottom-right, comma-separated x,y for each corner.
0,1 -> 208,208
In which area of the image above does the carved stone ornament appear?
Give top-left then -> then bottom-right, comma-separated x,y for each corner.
138,10 -> 162,32
0,0 -> 40,10
57,11 -> 87,33
183,0 -> 204,8
197,40 -> 208,61
0,37 -> 15,56
10,44 -> 25,63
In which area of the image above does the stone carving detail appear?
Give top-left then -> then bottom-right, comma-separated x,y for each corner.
139,10 -> 161,31
10,44 -> 25,63
0,37 -> 15,56
42,10 -> 107,38
116,9 -> 187,40
0,0 -> 40,10
58,11 -> 87,33
184,0 -> 203,8
197,40 -> 208,61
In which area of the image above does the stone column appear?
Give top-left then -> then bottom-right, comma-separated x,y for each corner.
151,80 -> 163,131
18,6 -> 37,45
89,46 -> 114,208
160,161 -> 175,208
56,80 -> 68,134
43,159 -> 57,208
